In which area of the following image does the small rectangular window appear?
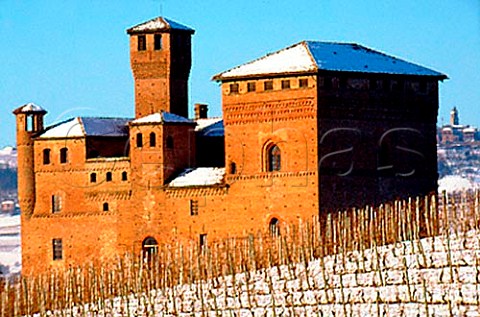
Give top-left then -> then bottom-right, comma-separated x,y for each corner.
52,195 -> 62,213
299,78 -> 308,88
43,149 -> 51,165
25,115 -> 34,132
154,34 -> 162,50
52,239 -> 62,260
247,82 -> 256,92
199,234 -> 207,248
281,80 -> 290,89
137,35 -> 146,51
60,148 -> 68,164
190,199 -> 199,216
136,133 -> 143,148
230,83 -> 239,94
264,80 -> 273,91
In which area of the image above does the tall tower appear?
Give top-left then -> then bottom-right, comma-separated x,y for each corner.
127,17 -> 195,119
450,106 -> 459,126
12,103 -> 47,217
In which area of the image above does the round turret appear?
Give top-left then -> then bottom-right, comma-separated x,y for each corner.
13,102 -> 47,216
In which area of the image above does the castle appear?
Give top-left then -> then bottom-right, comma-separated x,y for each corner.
14,17 -> 447,274
437,107 -> 480,145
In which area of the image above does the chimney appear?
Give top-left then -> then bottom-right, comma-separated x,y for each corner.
194,103 -> 208,120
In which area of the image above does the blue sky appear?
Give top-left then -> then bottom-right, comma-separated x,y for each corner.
1,0 -> 479,147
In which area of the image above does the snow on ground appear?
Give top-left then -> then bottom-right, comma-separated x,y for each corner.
0,214 -> 21,275
30,230 -> 480,316
438,175 -> 476,193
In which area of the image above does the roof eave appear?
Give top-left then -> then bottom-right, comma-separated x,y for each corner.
126,28 -> 195,35
129,121 -> 196,127
212,70 -> 318,82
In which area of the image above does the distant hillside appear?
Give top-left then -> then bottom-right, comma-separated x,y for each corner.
438,143 -> 480,186
0,168 -> 17,192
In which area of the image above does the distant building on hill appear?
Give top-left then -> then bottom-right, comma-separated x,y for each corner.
437,107 -> 480,145
14,16 -> 447,275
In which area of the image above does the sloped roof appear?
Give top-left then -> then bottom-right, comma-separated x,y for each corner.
130,112 -> 194,125
12,102 -> 46,115
195,118 -> 224,137
39,117 -> 131,139
169,167 -> 225,187
127,16 -> 194,34
213,41 -> 447,81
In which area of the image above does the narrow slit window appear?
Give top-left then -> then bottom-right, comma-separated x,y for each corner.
103,202 -> 109,211
90,173 -> 97,183
154,34 -> 162,50
43,149 -> 51,165
149,132 -> 156,147
106,172 -> 112,182
136,133 -> 143,148
52,195 -> 62,213
60,148 -> 68,164
229,162 -> 237,174
121,171 -> 128,181
190,199 -> 199,216
52,239 -> 63,260
199,234 -> 207,248
137,35 -> 146,51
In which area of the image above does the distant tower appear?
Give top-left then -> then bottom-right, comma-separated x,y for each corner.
127,17 -> 195,119
12,103 -> 47,216
450,106 -> 459,126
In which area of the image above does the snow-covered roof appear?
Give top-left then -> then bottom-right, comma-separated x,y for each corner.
195,118 -> 224,137
12,102 -> 46,114
213,41 -> 447,81
127,16 -> 194,34
130,112 -> 194,125
39,117 -> 131,139
169,167 -> 225,187
463,128 -> 477,133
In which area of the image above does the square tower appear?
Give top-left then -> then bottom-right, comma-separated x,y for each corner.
127,17 -> 194,119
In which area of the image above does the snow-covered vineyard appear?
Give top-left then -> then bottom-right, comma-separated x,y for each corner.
1,190 -> 480,316
35,231 -> 480,317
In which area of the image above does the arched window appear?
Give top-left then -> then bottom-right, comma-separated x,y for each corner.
60,148 -> 68,164
166,136 -> 174,149
103,202 -> 109,211
121,171 -> 128,181
136,133 -> 143,148
90,173 -> 97,183
43,149 -> 51,165
267,144 -> 281,172
149,132 -> 156,147
142,236 -> 158,262
106,172 -> 112,182
269,218 -> 280,236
